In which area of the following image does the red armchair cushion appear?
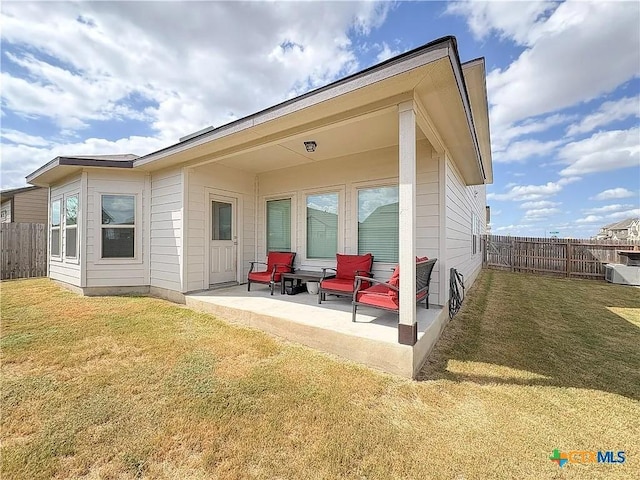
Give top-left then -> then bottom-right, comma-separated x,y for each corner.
248,271 -> 283,283
356,290 -> 399,310
320,278 -> 356,293
267,252 -> 295,273
335,253 -> 373,280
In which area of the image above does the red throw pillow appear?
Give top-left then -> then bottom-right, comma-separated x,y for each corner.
335,253 -> 373,280
267,252 -> 294,273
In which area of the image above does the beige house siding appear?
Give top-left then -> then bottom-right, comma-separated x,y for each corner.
256,139 -> 441,300
149,167 -> 183,292
444,154 -> 485,291
185,163 -> 256,292
85,170 -> 150,288
1,200 -> 11,223
50,174 -> 82,286
13,187 -> 48,225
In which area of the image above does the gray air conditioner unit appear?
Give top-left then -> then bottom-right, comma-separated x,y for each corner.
605,264 -> 640,286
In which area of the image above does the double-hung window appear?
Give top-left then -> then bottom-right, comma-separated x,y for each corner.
357,186 -> 399,263
266,198 -> 291,252
65,195 -> 78,258
101,195 -> 135,258
51,199 -> 61,258
306,193 -> 338,259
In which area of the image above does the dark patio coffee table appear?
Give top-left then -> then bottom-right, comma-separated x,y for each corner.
280,270 -> 334,295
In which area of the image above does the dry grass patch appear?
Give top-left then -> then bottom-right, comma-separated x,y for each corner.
2,274 -> 639,479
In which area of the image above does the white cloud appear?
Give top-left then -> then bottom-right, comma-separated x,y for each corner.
376,42 -> 400,63
446,1 -> 557,46
520,200 -> 561,209
576,215 -> 603,224
558,127 -> 640,176
523,207 -> 561,220
0,1 -> 391,187
493,223 -> 533,232
566,96 -> 640,136
493,138 -> 562,163
488,177 -> 580,202
462,1 -> 640,128
1,129 -> 52,147
491,113 -> 572,154
583,204 -> 634,215
607,208 -> 640,220
592,188 -> 637,201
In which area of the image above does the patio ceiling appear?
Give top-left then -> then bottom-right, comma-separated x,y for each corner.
215,107 -> 427,174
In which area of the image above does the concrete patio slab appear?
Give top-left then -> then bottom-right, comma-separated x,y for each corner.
185,283 -> 449,378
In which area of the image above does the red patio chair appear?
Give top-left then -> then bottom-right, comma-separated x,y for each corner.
352,257 -> 437,322
318,253 -> 374,304
247,251 -> 296,295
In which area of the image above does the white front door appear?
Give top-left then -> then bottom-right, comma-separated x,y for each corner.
209,195 -> 237,284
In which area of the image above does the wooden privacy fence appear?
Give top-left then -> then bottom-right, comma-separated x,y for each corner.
483,234 -> 640,279
1,223 -> 47,280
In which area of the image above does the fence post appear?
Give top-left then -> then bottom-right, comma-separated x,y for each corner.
565,242 -> 572,277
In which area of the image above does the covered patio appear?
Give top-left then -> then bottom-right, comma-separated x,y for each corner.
185,284 -> 447,378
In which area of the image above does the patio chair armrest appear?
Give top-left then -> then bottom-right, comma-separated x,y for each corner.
248,261 -> 267,274
355,270 -> 374,277
354,276 -> 397,291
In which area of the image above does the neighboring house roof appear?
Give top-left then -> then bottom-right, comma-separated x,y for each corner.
0,185 -> 42,203
601,217 -> 639,231
27,35 -> 493,187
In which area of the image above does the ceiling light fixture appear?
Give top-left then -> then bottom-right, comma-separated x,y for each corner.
304,141 -> 317,153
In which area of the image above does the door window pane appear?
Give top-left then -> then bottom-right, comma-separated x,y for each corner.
307,193 -> 338,259
267,199 -> 291,252
212,201 -> 232,240
358,186 -> 399,262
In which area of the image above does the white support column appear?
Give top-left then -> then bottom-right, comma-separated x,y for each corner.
398,101 -> 417,345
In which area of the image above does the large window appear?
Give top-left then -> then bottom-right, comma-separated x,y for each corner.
266,198 -> 291,252
306,193 -> 338,259
51,199 -> 61,258
357,186 -> 399,263
101,195 -> 135,258
65,195 -> 78,258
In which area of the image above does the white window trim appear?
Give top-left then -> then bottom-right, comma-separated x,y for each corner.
50,197 -> 62,262
350,178 -> 399,265
263,193 -> 296,257
303,186 -> 344,266
64,193 -> 80,264
95,190 -> 143,265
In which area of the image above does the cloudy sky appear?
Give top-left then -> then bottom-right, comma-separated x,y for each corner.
1,0 -> 638,238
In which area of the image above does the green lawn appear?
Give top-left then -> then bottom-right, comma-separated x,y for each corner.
1,271 -> 639,479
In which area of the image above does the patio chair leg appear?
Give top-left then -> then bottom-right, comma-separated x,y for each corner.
352,303 -> 357,322
318,290 -> 322,304
247,281 -> 251,292
270,282 -> 274,295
